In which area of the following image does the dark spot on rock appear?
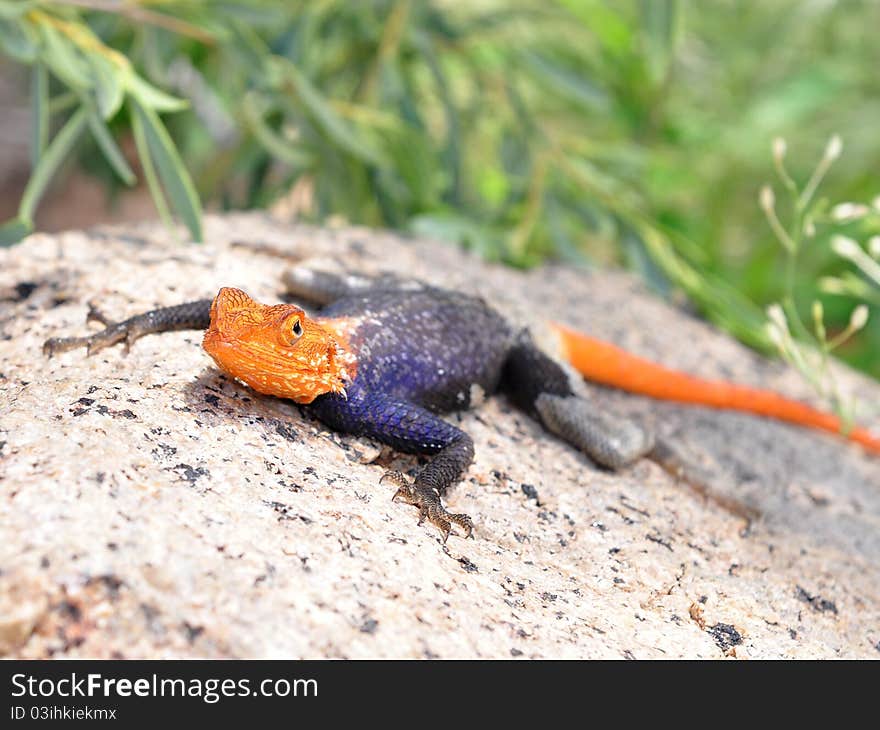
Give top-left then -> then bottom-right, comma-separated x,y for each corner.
795,586 -> 838,614
279,479 -> 303,492
152,443 -> 177,459
58,601 -> 82,622
520,483 -> 540,503
170,463 -> 209,485
76,397 -> 95,407
646,532 -> 673,551
360,618 -> 379,634
458,556 -> 478,573
87,385 -> 99,395
540,592 -> 557,602
263,500 -> 312,524
204,393 -> 220,407
510,648 -> 523,657
14,281 -> 37,300
40,556 -> 50,569
182,622 -> 205,643
117,409 -> 137,419
709,623 -> 742,652
270,421 -> 300,443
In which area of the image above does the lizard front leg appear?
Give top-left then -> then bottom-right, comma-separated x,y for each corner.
44,300 -> 213,356
308,391 -> 475,541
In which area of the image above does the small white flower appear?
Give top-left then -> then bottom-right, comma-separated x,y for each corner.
804,219 -> 816,237
869,236 -> 880,259
773,137 -> 787,163
849,304 -> 869,331
766,303 -> 789,333
765,322 -> 785,349
824,134 -> 843,162
830,203 -> 869,222
818,277 -> 845,294
759,185 -> 775,212
872,195 -> 880,212
831,235 -> 862,259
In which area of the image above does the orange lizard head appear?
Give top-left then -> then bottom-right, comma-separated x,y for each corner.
202,287 -> 354,404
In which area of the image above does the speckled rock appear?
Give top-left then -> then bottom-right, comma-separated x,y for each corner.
1,213 -> 878,659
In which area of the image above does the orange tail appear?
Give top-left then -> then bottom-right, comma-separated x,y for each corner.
550,322 -> 880,455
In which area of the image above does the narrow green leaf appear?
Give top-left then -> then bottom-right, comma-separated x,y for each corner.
87,109 -> 136,185
130,102 -> 175,235
48,91 -> 78,115
126,74 -> 188,113
278,60 -> 385,167
520,52 -> 609,112
38,21 -> 92,90
242,94 -> 313,168
0,1 -> 34,18
0,217 -> 33,247
640,0 -> 681,83
30,62 -> 49,168
130,99 -> 203,241
19,106 -> 88,223
88,54 -> 124,119
0,17 -> 37,62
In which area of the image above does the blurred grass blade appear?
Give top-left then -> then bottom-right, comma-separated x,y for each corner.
520,52 -> 608,112
127,75 -> 189,113
0,16 -> 38,62
0,217 -> 33,247
0,1 -> 34,18
278,60 -> 385,167
38,20 -> 92,90
242,93 -> 313,168
88,54 -> 125,119
19,106 -> 88,225
640,0 -> 681,83
87,109 -> 136,185
130,99 -> 203,241
30,61 -> 49,167
130,101 -> 175,235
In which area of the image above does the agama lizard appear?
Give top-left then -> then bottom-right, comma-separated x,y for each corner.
43,267 -> 880,541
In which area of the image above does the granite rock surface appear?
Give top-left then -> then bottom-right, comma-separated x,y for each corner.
1,214 -> 878,658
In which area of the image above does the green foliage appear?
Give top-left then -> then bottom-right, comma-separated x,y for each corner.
0,0 -> 199,242
1,0 -> 878,381
760,136 -> 878,425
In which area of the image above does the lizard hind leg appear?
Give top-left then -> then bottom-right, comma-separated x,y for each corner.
500,332 -> 653,470
281,266 -> 423,306
535,393 -> 654,470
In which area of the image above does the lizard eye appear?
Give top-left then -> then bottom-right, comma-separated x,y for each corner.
281,315 -> 303,345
